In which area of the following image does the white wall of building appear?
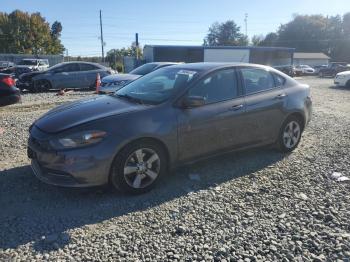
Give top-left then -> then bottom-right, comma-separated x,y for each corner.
204,49 -> 250,63
294,58 -> 329,66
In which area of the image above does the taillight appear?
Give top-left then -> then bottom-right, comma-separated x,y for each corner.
1,76 -> 15,87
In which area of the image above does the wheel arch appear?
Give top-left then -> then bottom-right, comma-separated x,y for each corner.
285,111 -> 305,131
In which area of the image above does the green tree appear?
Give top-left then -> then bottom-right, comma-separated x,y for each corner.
0,10 -> 64,54
251,35 -> 264,46
106,42 -> 143,71
203,20 -> 248,46
259,32 -> 279,46
343,13 -> 350,36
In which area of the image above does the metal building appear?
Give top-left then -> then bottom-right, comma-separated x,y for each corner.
143,45 -> 295,67
293,52 -> 330,66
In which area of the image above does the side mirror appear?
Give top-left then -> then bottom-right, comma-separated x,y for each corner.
181,96 -> 206,108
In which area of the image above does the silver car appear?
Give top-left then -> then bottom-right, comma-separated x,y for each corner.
18,61 -> 114,92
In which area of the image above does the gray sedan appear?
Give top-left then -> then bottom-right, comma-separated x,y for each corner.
28,63 -> 312,194
18,61 -> 114,92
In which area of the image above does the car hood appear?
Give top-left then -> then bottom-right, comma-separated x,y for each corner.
336,70 -> 350,76
19,70 -> 46,81
35,95 -> 147,133
101,73 -> 141,83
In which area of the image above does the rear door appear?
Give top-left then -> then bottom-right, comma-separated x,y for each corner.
51,63 -> 80,89
239,67 -> 287,143
78,63 -> 102,88
177,68 -> 247,161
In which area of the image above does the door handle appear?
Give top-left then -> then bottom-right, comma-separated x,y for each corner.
229,104 -> 244,111
274,93 -> 287,99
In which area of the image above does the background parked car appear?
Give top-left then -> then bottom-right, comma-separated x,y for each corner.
100,62 -> 180,94
334,71 -> 350,88
313,65 -> 328,74
0,74 -> 20,107
295,65 -> 315,75
0,61 -> 15,70
318,62 -> 350,78
273,65 -> 294,77
17,61 -> 114,92
293,66 -> 303,76
17,58 -> 49,71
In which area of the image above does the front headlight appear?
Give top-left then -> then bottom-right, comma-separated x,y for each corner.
336,75 -> 345,79
50,130 -> 107,150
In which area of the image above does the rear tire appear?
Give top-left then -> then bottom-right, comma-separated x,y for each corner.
110,140 -> 167,194
277,116 -> 303,153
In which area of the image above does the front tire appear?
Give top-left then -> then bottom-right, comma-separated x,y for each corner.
33,80 -> 51,92
277,116 -> 303,153
110,140 -> 167,194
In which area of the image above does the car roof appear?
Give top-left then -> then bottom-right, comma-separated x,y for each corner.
56,61 -> 104,67
165,62 -> 271,72
148,62 -> 181,66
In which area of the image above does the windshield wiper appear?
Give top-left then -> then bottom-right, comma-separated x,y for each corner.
115,94 -> 144,105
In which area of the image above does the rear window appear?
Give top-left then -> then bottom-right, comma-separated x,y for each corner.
241,68 -> 275,94
130,64 -> 158,75
80,63 -> 99,71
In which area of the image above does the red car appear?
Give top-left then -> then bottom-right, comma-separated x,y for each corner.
0,74 -> 21,107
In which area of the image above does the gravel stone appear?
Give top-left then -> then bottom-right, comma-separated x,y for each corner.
1,77 -> 350,261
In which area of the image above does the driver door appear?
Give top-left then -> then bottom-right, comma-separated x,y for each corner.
176,68 -> 247,161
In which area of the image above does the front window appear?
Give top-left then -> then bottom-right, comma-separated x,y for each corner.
115,68 -> 198,104
188,69 -> 238,104
18,60 -> 37,66
130,64 -> 158,75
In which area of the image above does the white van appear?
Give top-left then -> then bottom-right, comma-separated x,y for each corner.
17,59 -> 50,71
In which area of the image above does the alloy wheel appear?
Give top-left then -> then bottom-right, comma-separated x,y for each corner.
123,148 -> 160,189
283,121 -> 301,149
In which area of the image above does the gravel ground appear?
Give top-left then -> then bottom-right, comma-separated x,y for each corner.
0,77 -> 349,261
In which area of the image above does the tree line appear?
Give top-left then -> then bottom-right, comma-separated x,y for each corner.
0,10 -> 64,55
204,13 -> 350,61
1,9 -> 349,62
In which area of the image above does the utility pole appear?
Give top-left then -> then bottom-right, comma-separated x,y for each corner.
65,49 -> 69,62
244,13 -> 248,38
135,33 -> 139,60
99,10 -> 105,63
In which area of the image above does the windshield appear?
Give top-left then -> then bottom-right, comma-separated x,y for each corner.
115,68 -> 198,105
18,60 -> 37,65
130,64 -> 158,75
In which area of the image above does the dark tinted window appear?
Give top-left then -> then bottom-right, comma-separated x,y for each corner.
80,63 -> 99,71
241,68 -> 275,94
188,69 -> 238,104
273,73 -> 286,86
130,64 -> 158,75
55,63 -> 80,73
